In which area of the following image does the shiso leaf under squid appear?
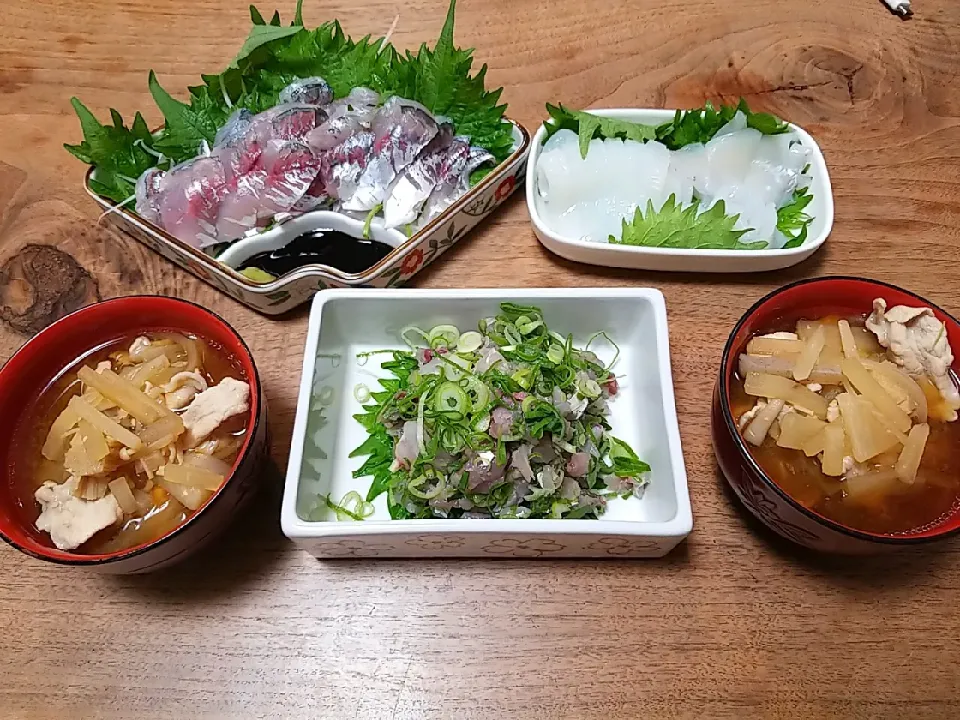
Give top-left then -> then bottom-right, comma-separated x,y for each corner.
610,195 -> 766,250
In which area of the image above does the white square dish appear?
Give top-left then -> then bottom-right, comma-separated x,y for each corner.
281,288 -> 692,558
525,108 -> 834,273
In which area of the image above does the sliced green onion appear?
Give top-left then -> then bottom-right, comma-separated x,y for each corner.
434,381 -> 471,416
546,344 -> 565,364
401,325 -> 430,348
438,353 -> 470,381
457,331 -> 483,353
585,331 -> 621,369
408,472 -> 445,500
416,392 -> 428,455
516,317 -> 544,335
428,324 -> 460,348
354,384 -> 371,403
462,376 -> 491,409
322,492 -> 374,521
577,376 -> 603,399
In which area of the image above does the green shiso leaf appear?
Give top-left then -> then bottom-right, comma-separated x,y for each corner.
544,104 -> 657,159
68,0 -> 513,204
609,195 -> 767,250
777,186 -> 814,249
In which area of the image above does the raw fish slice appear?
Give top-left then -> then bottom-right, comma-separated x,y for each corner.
662,142 -> 704,207
327,87 -> 380,124
291,166 -> 331,213
714,110 -> 747,137
214,109 -> 255,147
278,77 -> 333,107
215,172 -> 268,240
696,128 -> 763,198
213,135 -> 264,184
321,131 -> 375,200
156,157 -> 226,248
331,87 -> 380,118
416,145 -> 493,228
214,143 -> 321,242
306,114 -> 368,152
258,143 -> 321,217
710,186 -> 778,245
305,87 -> 382,152
341,97 -> 439,211
135,167 -> 164,224
383,124 -> 461,228
271,104 -> 327,141
742,159 -> 800,208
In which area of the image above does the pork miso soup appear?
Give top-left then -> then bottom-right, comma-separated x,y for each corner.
733,299 -> 960,535
12,333 -> 251,553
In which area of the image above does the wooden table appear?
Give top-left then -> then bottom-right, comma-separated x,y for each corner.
2,0 -> 960,717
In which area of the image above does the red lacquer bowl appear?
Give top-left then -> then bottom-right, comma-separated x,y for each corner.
0,296 -> 267,573
712,276 -> 960,554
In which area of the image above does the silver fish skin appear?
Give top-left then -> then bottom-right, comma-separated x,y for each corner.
278,77 -> 334,107
214,109 -> 255,147
340,97 -> 439,212
321,131 -> 375,201
383,124 -> 463,229
416,144 -> 494,229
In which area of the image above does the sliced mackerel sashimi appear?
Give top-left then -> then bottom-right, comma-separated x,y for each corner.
383,123 -> 464,228
134,167 -> 164,225
271,104 -> 327,141
305,87 -> 382,153
155,156 -> 226,249
214,108 -> 255,147
278,77 -> 334,107
416,144 -> 494,229
340,97 -> 439,212
320,130 -> 375,201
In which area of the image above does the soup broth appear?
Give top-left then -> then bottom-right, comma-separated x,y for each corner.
11,332 -> 251,554
733,309 -> 960,536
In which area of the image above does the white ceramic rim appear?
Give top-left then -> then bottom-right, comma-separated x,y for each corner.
280,287 -> 694,540
524,108 -> 835,262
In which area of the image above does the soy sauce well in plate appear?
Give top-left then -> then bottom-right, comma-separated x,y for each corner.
238,229 -> 394,277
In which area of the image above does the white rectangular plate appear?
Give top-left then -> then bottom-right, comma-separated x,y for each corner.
525,108 -> 834,273
281,288 -> 692,558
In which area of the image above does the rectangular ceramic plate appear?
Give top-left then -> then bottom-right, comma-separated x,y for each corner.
525,109 -> 834,273
86,120 -> 530,316
280,288 -> 693,558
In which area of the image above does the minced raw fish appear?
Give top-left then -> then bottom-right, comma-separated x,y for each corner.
535,111 -> 811,247
134,78 -> 497,250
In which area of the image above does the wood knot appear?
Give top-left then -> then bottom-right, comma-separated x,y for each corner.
0,244 -> 100,336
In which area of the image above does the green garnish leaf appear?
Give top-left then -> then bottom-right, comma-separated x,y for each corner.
148,70 -> 219,158
68,0 -> 515,205
607,437 -> 651,477
655,98 -> 789,150
544,104 -> 657,158
777,187 -> 814,249
610,195 -> 766,250
64,98 -> 159,202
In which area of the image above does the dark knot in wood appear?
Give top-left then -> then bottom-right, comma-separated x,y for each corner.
0,243 -> 100,336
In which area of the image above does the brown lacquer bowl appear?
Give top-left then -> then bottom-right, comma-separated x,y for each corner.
712,276 -> 960,554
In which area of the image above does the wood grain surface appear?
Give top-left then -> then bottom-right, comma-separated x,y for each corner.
2,0 -> 960,717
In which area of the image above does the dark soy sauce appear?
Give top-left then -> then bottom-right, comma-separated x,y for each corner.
238,229 -> 394,276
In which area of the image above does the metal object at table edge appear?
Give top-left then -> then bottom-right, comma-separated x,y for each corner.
85,119 -> 531,316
